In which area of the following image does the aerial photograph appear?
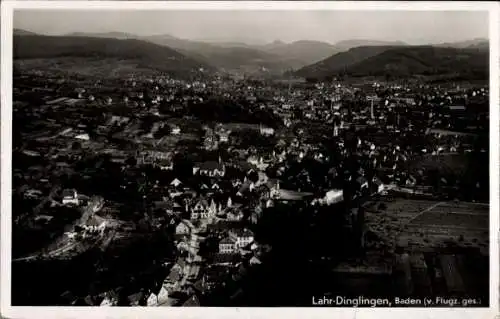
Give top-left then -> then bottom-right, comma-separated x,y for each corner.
10,9 -> 490,307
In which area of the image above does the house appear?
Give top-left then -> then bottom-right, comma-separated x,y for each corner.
127,291 -> 145,306
177,240 -> 189,252
159,159 -> 174,170
447,105 -> 466,112
226,208 -> 244,221
193,161 -> 226,177
372,177 -> 385,193
265,179 -> 281,199
324,189 -> 344,205
84,217 -> 107,234
219,237 -> 237,254
265,199 -> 274,208
236,181 -> 255,197
404,175 -> 416,187
189,198 -> 222,220
171,125 -> 181,135
99,291 -> 118,306
229,229 -> 254,249
190,199 -> 207,220
255,185 -> 271,200
182,294 -> 200,307
147,285 -> 169,306
249,256 -> 262,265
356,176 -> 369,191
62,189 -> 79,206
247,155 -> 265,168
170,178 -> 182,189
154,200 -> 174,215
328,167 -> 338,179
218,131 -> 230,143
60,290 -> 77,305
75,133 -> 90,141
259,126 -> 275,136
164,265 -> 183,293
231,178 -> 243,188
192,278 -> 206,295
175,221 -> 192,236
211,182 -> 221,192
250,204 -> 263,225
200,199 -> 221,219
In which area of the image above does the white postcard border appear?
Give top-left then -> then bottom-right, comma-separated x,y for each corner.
1,1 -> 498,319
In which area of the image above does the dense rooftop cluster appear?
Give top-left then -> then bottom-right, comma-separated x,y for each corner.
12,54 -> 489,307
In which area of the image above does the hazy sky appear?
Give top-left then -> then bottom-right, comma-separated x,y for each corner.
14,10 -> 488,45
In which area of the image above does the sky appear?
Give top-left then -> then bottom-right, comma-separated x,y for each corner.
14,10 -> 489,45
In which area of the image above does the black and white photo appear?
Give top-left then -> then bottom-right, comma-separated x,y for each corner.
1,2 -> 499,318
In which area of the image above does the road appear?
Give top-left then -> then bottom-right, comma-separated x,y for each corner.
13,197 -> 104,262
178,227 -> 204,288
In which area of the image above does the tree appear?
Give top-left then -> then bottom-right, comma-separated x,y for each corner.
125,156 -> 137,167
71,141 -> 81,150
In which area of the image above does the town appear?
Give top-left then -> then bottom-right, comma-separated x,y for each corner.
12,68 -> 489,306
10,8 -> 491,308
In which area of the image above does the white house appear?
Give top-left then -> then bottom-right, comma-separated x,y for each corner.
171,126 -> 181,135
62,189 -> 79,206
226,209 -> 244,221
259,126 -> 275,136
324,189 -> 344,205
193,161 -> 226,177
175,221 -> 191,236
372,177 -> 385,193
219,237 -> 236,254
75,133 -> 90,141
250,256 -> 262,265
230,229 -> 254,249
170,178 -> 182,188
190,199 -> 220,220
100,292 -> 118,306
147,286 -> 169,306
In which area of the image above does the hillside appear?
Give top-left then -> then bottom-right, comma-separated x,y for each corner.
295,45 -> 488,81
13,29 -> 39,36
67,32 -> 136,40
295,45 -> 394,78
13,35 -> 212,76
260,40 -> 337,68
331,39 -> 408,52
343,46 -> 488,80
435,38 -> 489,50
143,35 -> 293,72
64,32 -> 296,73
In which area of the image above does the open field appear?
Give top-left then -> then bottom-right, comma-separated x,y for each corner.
278,189 -> 314,201
365,199 -> 489,254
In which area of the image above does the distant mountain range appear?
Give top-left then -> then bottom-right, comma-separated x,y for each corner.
61,31 -> 340,71
13,28 -> 489,80
13,29 -> 39,36
295,45 -> 488,81
434,38 -> 489,49
14,34 -> 212,76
